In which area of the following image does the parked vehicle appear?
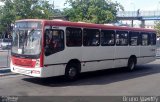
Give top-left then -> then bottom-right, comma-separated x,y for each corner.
0,38 -> 12,50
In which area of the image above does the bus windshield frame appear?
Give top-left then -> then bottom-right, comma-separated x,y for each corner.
11,21 -> 42,59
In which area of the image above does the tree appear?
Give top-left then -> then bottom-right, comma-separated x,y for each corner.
64,0 -> 123,24
155,21 -> 160,37
0,0 -> 54,36
0,0 -> 15,37
53,9 -> 64,17
13,0 -> 54,19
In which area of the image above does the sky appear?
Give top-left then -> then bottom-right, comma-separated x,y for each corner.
0,0 -> 159,11
50,0 -> 160,11
50,0 -> 159,26
0,0 -> 158,26
113,0 -> 160,11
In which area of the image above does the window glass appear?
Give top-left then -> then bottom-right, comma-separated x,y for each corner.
149,33 -> 156,45
12,30 -> 42,56
142,33 -> 148,46
101,30 -> 115,46
116,31 -> 128,46
129,32 -> 139,46
153,33 -> 156,45
83,28 -> 100,46
15,21 -> 42,29
45,29 -> 64,56
66,27 -> 82,47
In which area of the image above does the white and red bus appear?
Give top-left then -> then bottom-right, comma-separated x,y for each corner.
10,19 -> 156,80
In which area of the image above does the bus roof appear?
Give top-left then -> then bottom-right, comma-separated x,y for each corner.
16,19 -> 156,32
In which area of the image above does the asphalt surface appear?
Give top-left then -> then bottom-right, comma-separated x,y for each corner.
0,59 -> 160,96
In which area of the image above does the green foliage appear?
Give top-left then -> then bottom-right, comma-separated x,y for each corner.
0,0 -> 124,36
0,0 -> 14,34
64,0 -> 123,24
0,0 -> 54,35
154,21 -> 160,36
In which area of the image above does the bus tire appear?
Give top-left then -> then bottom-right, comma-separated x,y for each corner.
127,57 -> 136,71
65,63 -> 79,81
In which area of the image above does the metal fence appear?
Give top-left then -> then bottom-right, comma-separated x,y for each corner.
117,11 -> 160,17
0,49 -> 10,68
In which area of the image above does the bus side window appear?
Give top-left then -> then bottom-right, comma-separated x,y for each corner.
83,28 -> 100,46
44,29 -> 64,56
116,31 -> 128,46
153,33 -> 156,45
141,33 -> 148,46
66,27 -> 82,47
129,31 -> 139,46
149,33 -> 156,45
101,30 -> 115,46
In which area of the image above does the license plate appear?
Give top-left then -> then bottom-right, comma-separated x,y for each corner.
15,68 -> 31,74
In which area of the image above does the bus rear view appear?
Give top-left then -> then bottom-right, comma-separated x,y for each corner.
10,20 -> 44,77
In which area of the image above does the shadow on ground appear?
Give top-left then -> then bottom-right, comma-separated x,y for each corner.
22,63 -> 160,87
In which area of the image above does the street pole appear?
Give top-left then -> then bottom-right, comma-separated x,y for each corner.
7,49 -> 9,67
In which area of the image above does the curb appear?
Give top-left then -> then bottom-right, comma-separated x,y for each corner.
0,50 -> 8,52
0,68 -> 11,74
0,68 -> 10,71
0,68 -> 19,77
0,73 -> 19,77
0,66 -> 9,68
156,57 -> 160,59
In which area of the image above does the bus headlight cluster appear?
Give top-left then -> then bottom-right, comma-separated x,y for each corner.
35,59 -> 40,68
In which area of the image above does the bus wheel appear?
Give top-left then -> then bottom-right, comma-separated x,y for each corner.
65,63 -> 79,81
127,57 -> 136,71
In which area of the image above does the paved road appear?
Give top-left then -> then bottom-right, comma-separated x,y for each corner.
0,59 -> 160,96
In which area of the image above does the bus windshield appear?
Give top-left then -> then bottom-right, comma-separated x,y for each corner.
12,29 -> 42,57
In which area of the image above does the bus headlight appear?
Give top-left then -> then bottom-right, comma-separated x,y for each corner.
35,59 -> 40,68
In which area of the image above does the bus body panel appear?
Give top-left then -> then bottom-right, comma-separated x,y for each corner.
137,57 -> 155,65
138,45 -> 156,64
114,46 -> 129,68
114,46 -> 140,68
43,26 -> 82,76
81,46 -> 115,72
43,47 -> 83,76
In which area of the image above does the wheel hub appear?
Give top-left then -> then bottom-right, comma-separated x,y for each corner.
68,67 -> 77,77
130,62 -> 135,70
